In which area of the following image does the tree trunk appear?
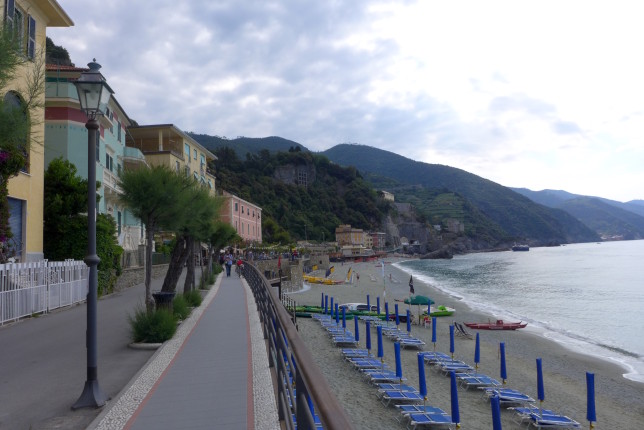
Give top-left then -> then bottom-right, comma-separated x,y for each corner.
161,235 -> 189,293
183,237 -> 195,294
145,226 -> 155,312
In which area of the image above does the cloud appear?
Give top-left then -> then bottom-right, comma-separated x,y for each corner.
47,0 -> 644,201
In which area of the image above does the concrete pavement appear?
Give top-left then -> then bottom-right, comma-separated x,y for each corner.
0,268 -> 278,430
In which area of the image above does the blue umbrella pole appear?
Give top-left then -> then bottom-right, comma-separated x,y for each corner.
586,372 -> 596,428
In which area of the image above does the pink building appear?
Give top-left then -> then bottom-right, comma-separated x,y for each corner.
220,191 -> 262,244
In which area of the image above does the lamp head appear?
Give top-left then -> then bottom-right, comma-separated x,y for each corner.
74,59 -> 114,120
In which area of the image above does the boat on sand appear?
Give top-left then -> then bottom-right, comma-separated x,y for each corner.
464,320 -> 527,330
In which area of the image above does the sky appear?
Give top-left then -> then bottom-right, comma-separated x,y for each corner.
48,0 -> 644,203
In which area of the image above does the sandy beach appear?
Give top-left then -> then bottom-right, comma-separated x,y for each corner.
287,258 -> 644,429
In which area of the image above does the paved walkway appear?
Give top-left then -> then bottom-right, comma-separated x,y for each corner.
88,272 -> 279,430
0,269 -> 279,430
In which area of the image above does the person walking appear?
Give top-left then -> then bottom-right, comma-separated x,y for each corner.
225,253 -> 233,277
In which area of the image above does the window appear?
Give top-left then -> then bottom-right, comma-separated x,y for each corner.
193,148 -> 197,160
184,143 -> 190,160
234,202 -> 238,212
27,15 -> 35,59
241,205 -> 244,214
117,211 -> 122,235
3,91 -> 29,173
105,153 -> 114,171
176,161 -> 180,172
117,121 -> 122,142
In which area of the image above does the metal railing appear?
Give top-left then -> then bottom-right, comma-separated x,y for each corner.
242,263 -> 354,430
1,260 -> 88,325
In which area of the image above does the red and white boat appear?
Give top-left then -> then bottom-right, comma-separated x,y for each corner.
464,320 -> 527,330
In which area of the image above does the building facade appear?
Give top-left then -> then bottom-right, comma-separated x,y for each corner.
220,191 -> 262,244
4,0 -> 72,261
126,124 -> 217,195
335,224 -> 364,247
44,63 -> 148,251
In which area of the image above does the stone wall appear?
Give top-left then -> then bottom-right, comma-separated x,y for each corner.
114,264 -> 169,292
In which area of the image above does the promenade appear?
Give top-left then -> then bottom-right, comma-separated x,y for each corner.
0,269 -> 279,430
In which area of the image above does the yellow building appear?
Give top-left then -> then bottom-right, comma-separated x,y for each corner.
126,124 -> 217,195
335,224 -> 364,246
3,0 -> 72,261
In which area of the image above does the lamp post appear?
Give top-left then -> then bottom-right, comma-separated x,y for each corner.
72,59 -> 113,410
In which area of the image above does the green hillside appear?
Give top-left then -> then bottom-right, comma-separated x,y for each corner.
559,198 -> 644,240
211,148 -> 389,244
323,144 -> 599,245
513,188 -> 644,237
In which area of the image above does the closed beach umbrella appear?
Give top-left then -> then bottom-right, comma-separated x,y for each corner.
354,315 -> 359,342
395,303 -> 400,326
586,372 -> 596,425
324,295 -> 328,315
474,333 -> 481,372
417,353 -> 428,407
449,325 -> 455,359
450,371 -> 460,426
320,292 -> 324,308
342,306 -> 346,330
491,394 -> 502,430
330,297 -> 334,316
385,302 -> 389,325
366,321 -> 372,352
377,297 -> 380,315
377,326 -> 384,370
406,309 -> 411,333
431,317 -> 437,350
395,342 -> 403,379
536,357 -> 545,411
367,294 -> 370,311
335,303 -> 339,325
500,342 -> 507,384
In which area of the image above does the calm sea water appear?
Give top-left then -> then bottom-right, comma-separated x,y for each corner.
395,240 -> 644,383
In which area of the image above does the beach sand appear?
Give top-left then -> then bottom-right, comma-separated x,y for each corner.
288,258 -> 644,429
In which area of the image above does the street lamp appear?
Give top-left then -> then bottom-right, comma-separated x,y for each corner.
72,59 -> 113,410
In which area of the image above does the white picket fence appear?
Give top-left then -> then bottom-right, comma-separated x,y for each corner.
0,260 -> 89,325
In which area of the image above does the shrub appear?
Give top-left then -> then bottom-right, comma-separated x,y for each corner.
128,305 -> 177,343
172,294 -> 190,321
184,289 -> 202,307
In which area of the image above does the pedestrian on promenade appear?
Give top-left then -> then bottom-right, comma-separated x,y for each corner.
225,253 -> 233,277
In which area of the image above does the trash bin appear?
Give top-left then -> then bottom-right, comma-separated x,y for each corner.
152,291 -> 176,312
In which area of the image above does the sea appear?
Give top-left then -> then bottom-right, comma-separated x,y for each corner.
394,240 -> 644,383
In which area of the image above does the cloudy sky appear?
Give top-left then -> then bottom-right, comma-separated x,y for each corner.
49,0 -> 643,203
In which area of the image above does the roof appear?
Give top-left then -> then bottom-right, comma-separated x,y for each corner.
35,0 -> 74,27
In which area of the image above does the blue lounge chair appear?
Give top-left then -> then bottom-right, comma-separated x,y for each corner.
399,337 -> 426,349
332,335 -> 358,346
396,404 -> 448,416
456,373 -> 501,389
483,387 -> 535,406
377,383 -> 417,392
341,348 -> 370,358
510,406 -> 556,426
364,370 -> 407,383
349,358 -> 384,369
380,389 -> 424,407
420,351 -> 451,364
407,412 -> 455,429
527,412 -> 581,429
437,361 -> 474,374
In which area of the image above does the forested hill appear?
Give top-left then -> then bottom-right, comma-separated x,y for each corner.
189,134 -> 307,157
211,147 -> 389,244
322,143 -> 599,245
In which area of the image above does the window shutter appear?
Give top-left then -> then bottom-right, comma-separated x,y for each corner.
27,15 -> 36,59
5,0 -> 15,30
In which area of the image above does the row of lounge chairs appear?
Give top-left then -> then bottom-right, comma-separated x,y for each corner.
419,350 -> 581,428
314,313 -> 457,428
